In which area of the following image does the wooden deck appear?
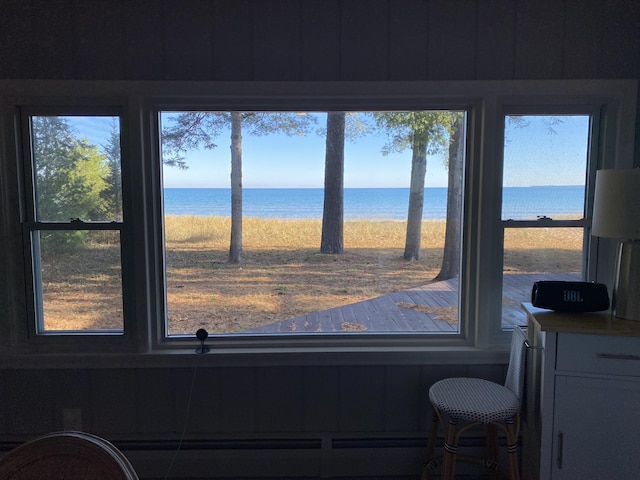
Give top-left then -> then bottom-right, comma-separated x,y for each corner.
244,272 -> 580,334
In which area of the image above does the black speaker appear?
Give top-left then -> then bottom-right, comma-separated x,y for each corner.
531,281 -> 610,312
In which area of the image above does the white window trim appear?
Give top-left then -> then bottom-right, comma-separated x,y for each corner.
0,79 -> 636,366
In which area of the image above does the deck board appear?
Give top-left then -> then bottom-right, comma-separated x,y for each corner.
243,272 -> 581,334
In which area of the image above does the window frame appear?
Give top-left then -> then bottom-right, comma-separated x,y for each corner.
0,80 -> 635,362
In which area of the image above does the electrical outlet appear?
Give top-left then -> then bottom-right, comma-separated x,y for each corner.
62,408 -> 82,431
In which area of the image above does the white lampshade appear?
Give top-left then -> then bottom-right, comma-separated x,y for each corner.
592,169 -> 640,240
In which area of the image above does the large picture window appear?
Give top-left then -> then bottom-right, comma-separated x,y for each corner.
159,111 -> 466,336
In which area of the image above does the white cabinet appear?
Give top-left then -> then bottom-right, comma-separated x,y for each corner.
523,304 -> 640,480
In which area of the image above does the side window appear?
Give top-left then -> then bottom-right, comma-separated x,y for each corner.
500,114 -> 591,328
24,114 -> 125,333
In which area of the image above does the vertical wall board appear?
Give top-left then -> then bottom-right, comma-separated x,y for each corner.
2,370 -> 55,436
256,366 -> 304,433
340,0 -> 390,81
303,366 -> 340,432
253,0 -> 303,81
0,0 -> 35,79
476,0 -> 516,80
599,0 -> 640,79
384,365 -> 422,433
301,0 -> 341,81
124,0 -> 164,80
338,366 -> 386,432
89,369 -> 138,435
31,0 -> 75,79
73,0 -> 125,80
427,0 -> 478,81
562,0 -> 604,79
135,369 -> 175,435
218,367 -> 258,433
513,0 -> 565,79
53,370 -> 91,430
212,0 -> 254,80
388,0 -> 428,81
179,366 -> 222,434
163,0 -> 214,80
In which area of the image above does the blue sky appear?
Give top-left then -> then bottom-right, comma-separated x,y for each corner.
70,112 -> 591,189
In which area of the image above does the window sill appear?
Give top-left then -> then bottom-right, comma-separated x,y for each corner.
0,345 -> 508,369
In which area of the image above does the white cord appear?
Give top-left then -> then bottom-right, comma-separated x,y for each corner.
164,366 -> 198,480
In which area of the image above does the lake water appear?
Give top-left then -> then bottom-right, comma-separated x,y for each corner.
163,186 -> 585,220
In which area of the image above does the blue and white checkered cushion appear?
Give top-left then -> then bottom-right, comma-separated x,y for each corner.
429,377 -> 519,424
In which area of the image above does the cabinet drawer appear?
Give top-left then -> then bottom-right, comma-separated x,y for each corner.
556,333 -> 640,376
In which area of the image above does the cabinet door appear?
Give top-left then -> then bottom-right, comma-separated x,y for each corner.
551,375 -> 640,479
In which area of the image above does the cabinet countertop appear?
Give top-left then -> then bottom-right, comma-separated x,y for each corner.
522,302 -> 640,338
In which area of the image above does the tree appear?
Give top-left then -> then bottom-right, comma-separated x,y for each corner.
162,112 -> 316,263
320,112 -> 346,254
320,112 -> 371,254
101,119 -> 123,220
372,112 -> 456,261
32,116 -> 108,222
435,113 -> 465,280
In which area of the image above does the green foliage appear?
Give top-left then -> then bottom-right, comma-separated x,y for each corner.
101,119 -> 123,221
371,111 -> 458,155
32,117 -> 109,222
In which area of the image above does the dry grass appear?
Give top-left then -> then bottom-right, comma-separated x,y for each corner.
40,217 -> 582,334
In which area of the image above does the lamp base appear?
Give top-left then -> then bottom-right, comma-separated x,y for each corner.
613,240 -> 640,321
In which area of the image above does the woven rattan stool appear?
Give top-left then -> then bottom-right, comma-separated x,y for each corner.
422,326 -> 527,480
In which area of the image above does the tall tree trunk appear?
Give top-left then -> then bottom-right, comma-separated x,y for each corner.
403,137 -> 428,261
435,114 -> 464,280
321,112 -> 345,254
228,112 -> 243,264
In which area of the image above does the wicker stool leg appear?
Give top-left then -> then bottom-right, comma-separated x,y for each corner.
505,417 -> 520,480
422,407 -> 440,480
441,417 -> 459,480
486,423 -> 499,480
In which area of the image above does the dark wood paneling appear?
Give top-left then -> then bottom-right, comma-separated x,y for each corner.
427,0 -> 478,80
599,0 -> 640,79
303,366 -> 340,432
257,367 -> 304,432
89,369 -> 138,434
384,366 -> 422,432
0,0 -> 35,78
135,369 -> 175,434
73,0 -> 125,80
339,366 -> 386,432
514,0 -> 565,79
163,0 -> 214,80
218,368 -> 258,433
476,0 -> 516,80
213,0 -> 254,80
253,0 -> 303,81
388,0 -> 429,81
124,0 -> 164,80
31,0 -> 75,79
180,367 -> 222,434
53,370 -> 91,430
563,0 -> 604,79
301,0 -> 341,80
340,0 -> 390,80
2,370 -> 55,435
